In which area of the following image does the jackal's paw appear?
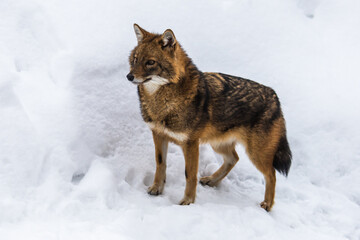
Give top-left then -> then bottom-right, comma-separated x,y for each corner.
199,176 -> 217,187
260,201 -> 273,212
147,184 -> 163,196
179,196 -> 195,205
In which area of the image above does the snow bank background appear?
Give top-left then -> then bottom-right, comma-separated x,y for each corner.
1,0 -> 359,239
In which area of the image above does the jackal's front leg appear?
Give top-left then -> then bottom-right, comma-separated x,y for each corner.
148,132 -> 168,196
179,140 -> 199,205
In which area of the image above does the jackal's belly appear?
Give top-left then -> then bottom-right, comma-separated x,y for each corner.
198,123 -> 249,147
146,122 -> 188,142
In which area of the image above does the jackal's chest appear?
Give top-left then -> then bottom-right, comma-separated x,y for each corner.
138,91 -> 192,142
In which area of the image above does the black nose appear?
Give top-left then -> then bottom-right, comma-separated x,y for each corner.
127,73 -> 134,81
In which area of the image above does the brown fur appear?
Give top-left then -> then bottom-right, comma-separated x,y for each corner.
127,24 -> 292,211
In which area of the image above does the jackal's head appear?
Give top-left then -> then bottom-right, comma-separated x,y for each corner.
127,24 -> 186,88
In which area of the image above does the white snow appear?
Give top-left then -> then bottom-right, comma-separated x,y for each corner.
1,0 -> 360,239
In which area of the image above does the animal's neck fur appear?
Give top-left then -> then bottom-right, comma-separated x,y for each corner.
172,46 -> 202,94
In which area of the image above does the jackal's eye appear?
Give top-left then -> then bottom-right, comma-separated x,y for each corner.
146,60 -> 156,66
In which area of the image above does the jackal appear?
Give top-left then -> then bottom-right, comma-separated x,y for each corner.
127,24 -> 292,211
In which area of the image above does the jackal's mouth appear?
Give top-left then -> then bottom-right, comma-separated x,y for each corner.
143,78 -> 152,84
132,76 -> 169,87
132,78 -> 151,85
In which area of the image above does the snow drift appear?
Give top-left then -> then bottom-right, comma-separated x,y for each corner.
0,0 -> 359,239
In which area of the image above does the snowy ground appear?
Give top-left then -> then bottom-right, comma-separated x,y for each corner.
1,0 -> 360,239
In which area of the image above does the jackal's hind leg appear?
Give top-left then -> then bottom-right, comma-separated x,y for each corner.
246,132 -> 278,212
200,143 -> 239,187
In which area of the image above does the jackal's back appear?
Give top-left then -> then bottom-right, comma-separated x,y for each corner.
204,73 -> 282,133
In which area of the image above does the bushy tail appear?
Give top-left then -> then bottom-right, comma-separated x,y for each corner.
273,135 -> 292,176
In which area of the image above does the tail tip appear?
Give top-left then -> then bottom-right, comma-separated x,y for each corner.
273,136 -> 292,176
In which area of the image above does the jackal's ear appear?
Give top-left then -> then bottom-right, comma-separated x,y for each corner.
133,24 -> 149,43
162,29 -> 177,47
